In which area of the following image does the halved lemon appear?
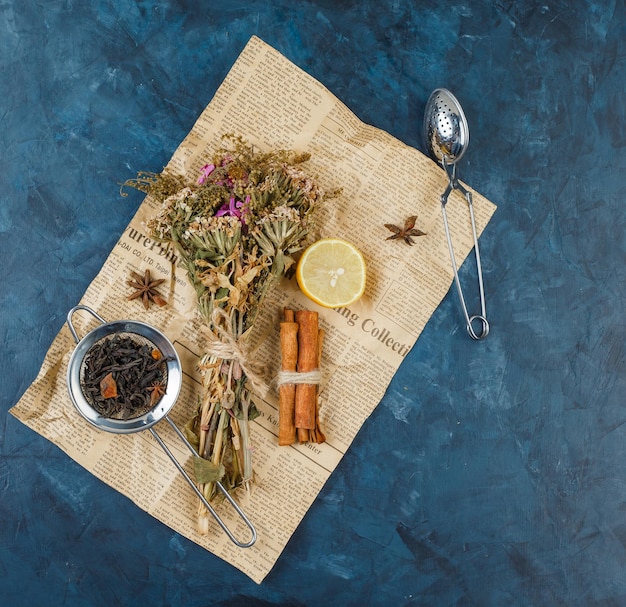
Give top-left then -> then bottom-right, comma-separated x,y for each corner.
296,238 -> 366,308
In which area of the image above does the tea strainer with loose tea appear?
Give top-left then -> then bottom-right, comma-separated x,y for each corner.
66,304 -> 256,548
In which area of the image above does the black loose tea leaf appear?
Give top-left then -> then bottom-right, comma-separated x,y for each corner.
81,335 -> 171,420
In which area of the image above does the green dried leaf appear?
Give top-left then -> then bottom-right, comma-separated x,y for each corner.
193,456 -> 225,484
240,401 -> 261,421
215,286 -> 229,302
183,419 -> 200,451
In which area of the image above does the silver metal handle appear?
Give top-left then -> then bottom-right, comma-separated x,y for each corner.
149,416 -> 257,548
66,305 -> 107,344
440,161 -> 489,340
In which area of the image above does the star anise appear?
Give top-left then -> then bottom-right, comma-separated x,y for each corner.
127,269 -> 167,310
147,381 -> 166,406
384,215 -> 426,246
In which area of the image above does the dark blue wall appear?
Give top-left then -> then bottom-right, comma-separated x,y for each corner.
2,1 -> 625,605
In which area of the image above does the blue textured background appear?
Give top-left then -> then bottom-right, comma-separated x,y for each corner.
2,1 -> 625,605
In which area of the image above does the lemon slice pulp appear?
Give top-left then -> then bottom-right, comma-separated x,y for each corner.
296,238 -> 366,308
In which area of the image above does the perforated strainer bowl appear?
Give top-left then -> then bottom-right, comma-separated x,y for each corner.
67,307 -> 182,434
423,88 -> 469,165
65,305 -> 256,548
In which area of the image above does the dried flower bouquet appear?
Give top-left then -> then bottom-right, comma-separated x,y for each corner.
123,135 -> 330,532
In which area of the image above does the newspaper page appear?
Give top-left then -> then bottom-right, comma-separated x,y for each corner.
10,36 -> 497,583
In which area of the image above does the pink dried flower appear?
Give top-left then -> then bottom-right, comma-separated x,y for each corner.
216,196 -> 243,218
197,163 -> 215,185
216,195 -> 250,223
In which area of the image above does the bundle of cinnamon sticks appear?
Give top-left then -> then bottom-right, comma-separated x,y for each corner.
278,308 -> 325,445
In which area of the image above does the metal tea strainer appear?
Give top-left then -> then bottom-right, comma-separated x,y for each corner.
66,304 -> 257,548
424,88 -> 489,340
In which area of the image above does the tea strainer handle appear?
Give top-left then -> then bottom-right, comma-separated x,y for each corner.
151,417 -> 257,548
67,305 -> 107,344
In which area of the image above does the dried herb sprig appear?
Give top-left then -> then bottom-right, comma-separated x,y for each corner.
123,134 -> 336,532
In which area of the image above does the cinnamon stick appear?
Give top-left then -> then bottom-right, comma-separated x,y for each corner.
294,310 -> 319,432
278,308 -> 298,445
299,327 -> 326,444
312,328 -> 326,443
